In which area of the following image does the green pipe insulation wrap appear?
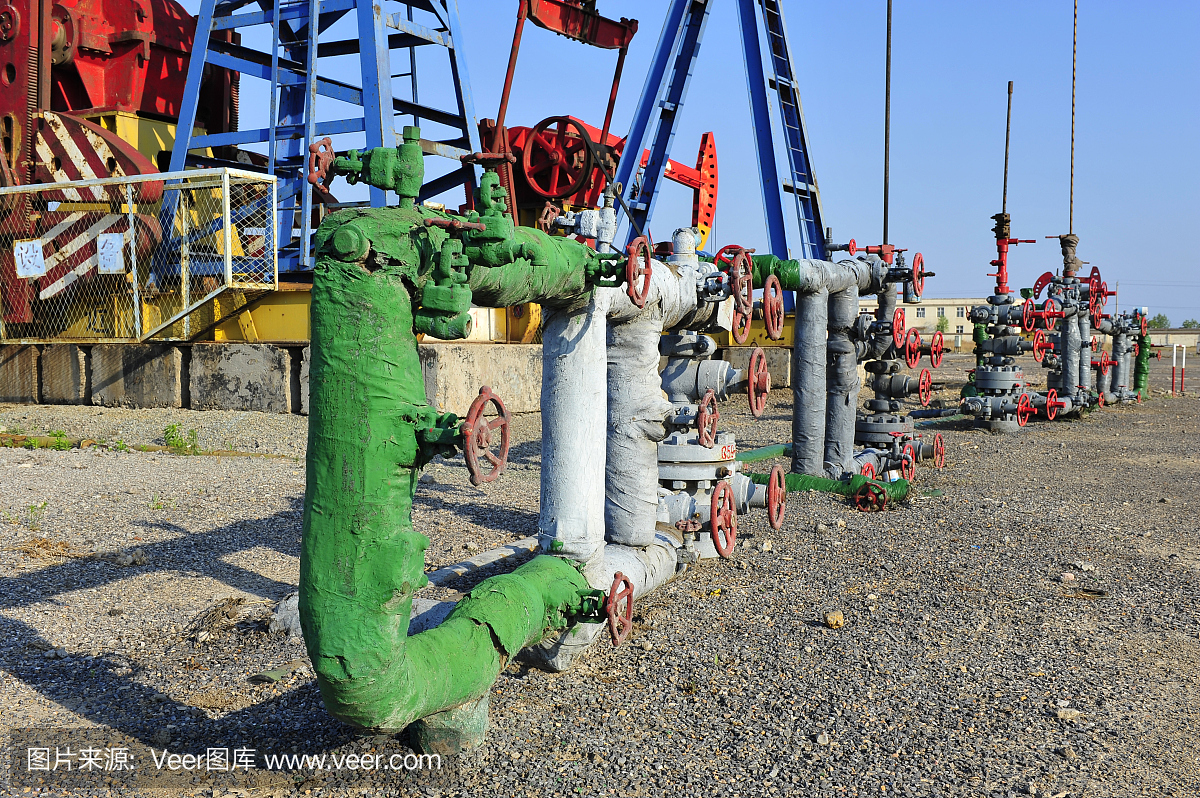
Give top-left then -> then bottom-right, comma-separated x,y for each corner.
301,132 -> 603,733
749,471 -> 910,503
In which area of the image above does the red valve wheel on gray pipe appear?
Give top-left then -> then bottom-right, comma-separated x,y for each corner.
1016,393 -> 1033,427
762,274 -> 785,340
463,385 -> 511,486
918,368 -> 933,407
892,307 -> 906,349
929,330 -> 944,368
1045,388 -> 1065,421
747,347 -> 771,418
904,328 -> 922,369
767,464 -> 787,530
625,235 -> 653,309
710,480 -> 737,558
910,252 -> 925,299
901,442 -> 917,481
604,571 -> 634,647
932,433 -> 946,469
696,388 -> 720,448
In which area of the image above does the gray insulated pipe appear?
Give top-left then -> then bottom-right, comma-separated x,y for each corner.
823,286 -> 860,477
1110,333 -> 1126,393
1078,314 -> 1093,396
1061,308 -> 1081,397
605,257 -> 713,547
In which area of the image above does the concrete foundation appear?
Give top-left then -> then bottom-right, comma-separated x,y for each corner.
0,345 -> 40,404
41,345 -> 89,404
419,342 -> 542,415
190,343 -> 292,414
91,344 -> 184,408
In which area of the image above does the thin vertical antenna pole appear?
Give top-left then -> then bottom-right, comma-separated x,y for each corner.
1070,0 -> 1077,234
883,0 -> 892,244
1002,81 -> 1012,213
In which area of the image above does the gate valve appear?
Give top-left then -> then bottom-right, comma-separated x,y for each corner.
463,386 -> 511,486
1132,340 -> 1140,357
861,243 -> 905,266
827,238 -> 858,255
766,465 -> 787,530
908,252 -> 928,299
696,388 -> 720,448
1016,393 -> 1034,427
891,307 -> 906,349
904,328 -> 922,369
918,368 -> 933,407
624,235 -> 653,309
603,572 -> 635,647
853,481 -> 888,512
1031,329 -> 1055,363
859,461 -> 877,480
932,433 -> 946,469
747,347 -> 771,418
1092,350 -> 1116,376
307,137 -> 337,194
900,442 -> 917,481
1022,297 -> 1064,331
715,245 -> 755,344
914,330 -> 944,368
1044,388 -> 1066,421
710,480 -> 737,557
1139,313 -> 1148,336
762,274 -> 785,340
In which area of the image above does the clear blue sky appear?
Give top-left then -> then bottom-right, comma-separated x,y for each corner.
192,0 -> 1200,323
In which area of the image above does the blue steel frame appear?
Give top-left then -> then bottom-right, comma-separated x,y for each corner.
615,0 -> 826,271
169,0 -> 481,272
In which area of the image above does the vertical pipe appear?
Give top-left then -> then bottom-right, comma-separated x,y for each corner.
1069,0 -> 1077,234
1062,313 -> 1080,398
882,0 -> 892,245
1077,311 -> 1092,397
126,183 -> 140,338
793,290 -> 829,475
1002,81 -> 1013,213
823,286 -> 859,477
539,297 -> 609,571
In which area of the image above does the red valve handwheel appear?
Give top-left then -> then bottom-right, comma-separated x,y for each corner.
767,464 -> 787,530
910,252 -> 925,299
762,274 -> 785,340
932,433 -> 946,469
728,249 -> 754,344
1016,393 -> 1033,427
929,330 -> 944,368
900,442 -> 917,481
604,571 -> 634,648
710,480 -> 737,558
307,137 -> 335,191
1140,313 -> 1148,336
860,462 -> 876,480
846,239 -> 858,256
1099,281 -> 1110,308
918,368 -> 933,407
1133,341 -> 1140,357
1041,298 -> 1062,326
1022,299 -> 1036,332
1046,386 -> 1065,420
696,388 -> 720,448
904,328 -> 922,369
853,481 -> 888,512
1031,329 -> 1049,364
747,347 -> 771,418
522,115 -> 594,200
463,385 -> 511,486
625,236 -> 653,309
892,307 -> 906,349
1097,391 -> 1106,408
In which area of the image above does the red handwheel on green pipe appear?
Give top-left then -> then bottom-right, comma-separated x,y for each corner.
463,386 -> 511,486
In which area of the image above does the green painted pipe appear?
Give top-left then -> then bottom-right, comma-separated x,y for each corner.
748,471 -> 910,503
1133,328 -> 1151,397
736,443 -> 791,462
302,127 -> 610,736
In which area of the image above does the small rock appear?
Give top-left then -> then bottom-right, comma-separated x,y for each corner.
1054,745 -> 1077,760
1056,708 -> 1083,721
269,592 -> 303,638
1072,560 -> 1095,572
1055,699 -> 1071,708
130,548 -> 150,566
641,641 -> 653,652
835,519 -> 846,529
867,593 -> 878,600
463,541 -> 480,552
151,728 -> 172,748
1159,497 -> 1170,504
1003,536 -> 1011,543
760,540 -> 773,552
419,473 -> 435,484
1141,531 -> 1152,538
115,553 -> 134,567
738,560 -> 749,570
1060,573 -> 1076,583
637,665 -> 646,675
823,610 -> 844,629
814,522 -> 830,534
107,607 -> 123,617
815,732 -> 830,746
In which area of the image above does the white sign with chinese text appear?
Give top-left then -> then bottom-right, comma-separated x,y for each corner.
14,240 -> 46,278
97,232 -> 126,274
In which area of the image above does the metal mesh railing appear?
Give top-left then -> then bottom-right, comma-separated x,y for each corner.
0,169 -> 277,343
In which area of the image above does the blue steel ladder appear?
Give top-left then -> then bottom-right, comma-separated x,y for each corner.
615,0 -> 827,265
169,0 -> 482,271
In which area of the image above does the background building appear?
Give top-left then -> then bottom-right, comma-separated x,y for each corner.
858,298 -> 988,350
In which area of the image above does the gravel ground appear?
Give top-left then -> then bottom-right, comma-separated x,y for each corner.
1,354 -> 1197,797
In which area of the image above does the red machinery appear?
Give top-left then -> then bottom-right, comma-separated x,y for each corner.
0,0 -> 233,324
